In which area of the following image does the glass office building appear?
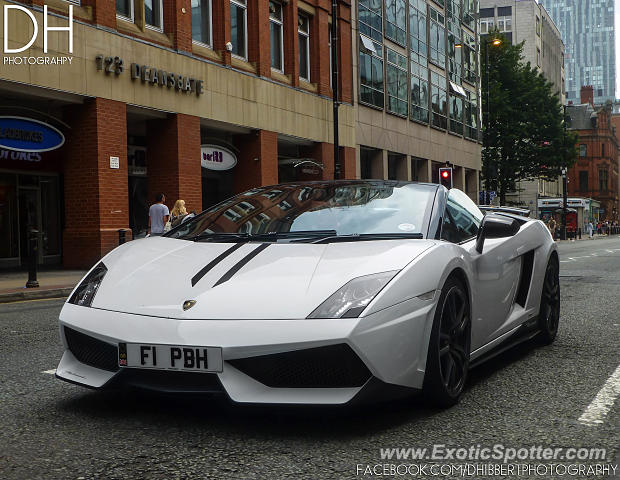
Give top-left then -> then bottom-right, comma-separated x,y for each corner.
540,0 -> 616,105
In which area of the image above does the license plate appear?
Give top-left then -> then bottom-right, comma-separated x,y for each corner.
119,343 -> 223,373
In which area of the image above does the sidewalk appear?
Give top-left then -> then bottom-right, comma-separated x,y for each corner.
0,269 -> 86,304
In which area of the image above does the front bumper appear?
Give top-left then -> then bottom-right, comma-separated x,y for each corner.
56,298 -> 436,404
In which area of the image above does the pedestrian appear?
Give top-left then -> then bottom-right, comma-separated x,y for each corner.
547,217 -> 557,239
148,193 -> 169,237
170,199 -> 188,228
587,220 -> 594,239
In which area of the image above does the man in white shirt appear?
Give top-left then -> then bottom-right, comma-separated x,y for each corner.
149,193 -> 169,236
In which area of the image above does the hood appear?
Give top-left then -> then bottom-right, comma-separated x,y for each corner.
90,237 -> 436,319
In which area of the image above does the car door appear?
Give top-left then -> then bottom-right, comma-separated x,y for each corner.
440,190 -> 521,350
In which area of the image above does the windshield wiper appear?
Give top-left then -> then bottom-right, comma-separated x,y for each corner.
311,233 -> 424,244
192,230 -> 337,242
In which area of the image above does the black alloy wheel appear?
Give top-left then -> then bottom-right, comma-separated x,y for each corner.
423,276 -> 471,407
538,256 -> 560,344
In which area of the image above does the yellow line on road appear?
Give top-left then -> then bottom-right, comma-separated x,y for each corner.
2,297 -> 66,305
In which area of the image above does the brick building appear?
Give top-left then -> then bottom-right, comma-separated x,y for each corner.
0,0 -> 355,268
565,86 -> 619,222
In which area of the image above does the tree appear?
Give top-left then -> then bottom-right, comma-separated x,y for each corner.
481,30 -> 578,205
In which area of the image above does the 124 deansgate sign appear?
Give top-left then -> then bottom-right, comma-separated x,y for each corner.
95,55 -> 204,98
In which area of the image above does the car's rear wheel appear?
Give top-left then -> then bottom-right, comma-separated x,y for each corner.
538,255 -> 560,344
423,276 -> 471,408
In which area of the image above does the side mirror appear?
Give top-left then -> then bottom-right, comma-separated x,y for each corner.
475,213 -> 521,253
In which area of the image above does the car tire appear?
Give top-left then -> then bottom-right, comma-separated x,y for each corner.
537,255 -> 560,345
423,275 -> 471,408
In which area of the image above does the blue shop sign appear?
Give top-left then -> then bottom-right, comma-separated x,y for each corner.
0,116 -> 65,153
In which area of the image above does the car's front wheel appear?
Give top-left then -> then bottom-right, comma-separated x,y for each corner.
538,255 -> 560,344
423,276 -> 471,408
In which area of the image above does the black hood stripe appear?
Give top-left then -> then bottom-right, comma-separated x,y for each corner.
213,243 -> 270,287
191,243 -> 245,287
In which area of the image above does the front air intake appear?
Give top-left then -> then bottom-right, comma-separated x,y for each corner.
64,326 -> 119,372
228,343 -> 372,388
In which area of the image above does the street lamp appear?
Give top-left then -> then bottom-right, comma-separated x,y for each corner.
561,168 -> 568,240
483,37 -> 501,192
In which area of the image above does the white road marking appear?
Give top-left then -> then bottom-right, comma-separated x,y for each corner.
578,364 -> 620,426
42,369 -> 56,375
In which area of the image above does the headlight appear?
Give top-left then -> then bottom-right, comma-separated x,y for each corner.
307,270 -> 399,319
68,263 -> 107,307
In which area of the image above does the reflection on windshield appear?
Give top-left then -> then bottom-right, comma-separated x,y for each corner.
166,182 -> 436,240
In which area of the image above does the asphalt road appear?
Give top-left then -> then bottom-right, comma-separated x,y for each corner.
1,237 -> 619,480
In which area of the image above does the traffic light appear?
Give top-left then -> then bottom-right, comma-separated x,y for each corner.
439,167 -> 453,189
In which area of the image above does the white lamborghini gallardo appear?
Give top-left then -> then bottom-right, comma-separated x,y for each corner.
56,180 -> 560,407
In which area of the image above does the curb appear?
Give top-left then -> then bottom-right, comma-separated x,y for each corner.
0,287 -> 73,304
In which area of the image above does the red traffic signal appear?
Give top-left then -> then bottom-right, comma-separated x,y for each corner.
439,167 -> 453,189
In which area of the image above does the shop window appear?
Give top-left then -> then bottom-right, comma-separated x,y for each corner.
579,171 -> 588,191
116,0 -> 134,21
386,0 -> 407,46
431,71 -> 447,129
579,144 -> 587,157
409,0 -> 427,65
360,36 -> 384,108
429,8 -> 446,67
145,0 -> 163,30
599,170 -> 608,192
386,48 -> 408,117
230,0 -> 248,59
269,1 -> 284,71
298,13 -> 310,81
192,0 -> 212,47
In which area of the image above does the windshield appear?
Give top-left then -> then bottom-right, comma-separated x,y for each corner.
166,181 -> 437,241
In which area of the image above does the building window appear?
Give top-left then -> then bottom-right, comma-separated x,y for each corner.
386,0 -> 407,46
536,16 -> 540,35
450,95 -> 463,135
116,0 -> 134,21
298,14 -> 310,81
409,0 -> 427,64
269,1 -> 284,71
497,16 -> 511,32
410,71 -> 429,123
579,171 -> 588,192
448,33 -> 462,83
599,169 -> 608,192
579,144 -> 587,157
386,48 -> 408,116
462,0 -> 477,30
462,31 -> 477,84
464,89 -> 478,139
145,0 -> 163,30
601,143 -> 605,156
536,48 -> 541,67
480,19 -> 494,34
359,35 -> 384,108
431,71 -> 447,129
230,0 -> 248,59
192,0 -> 212,46
429,8 -> 446,67
359,0 -> 383,42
